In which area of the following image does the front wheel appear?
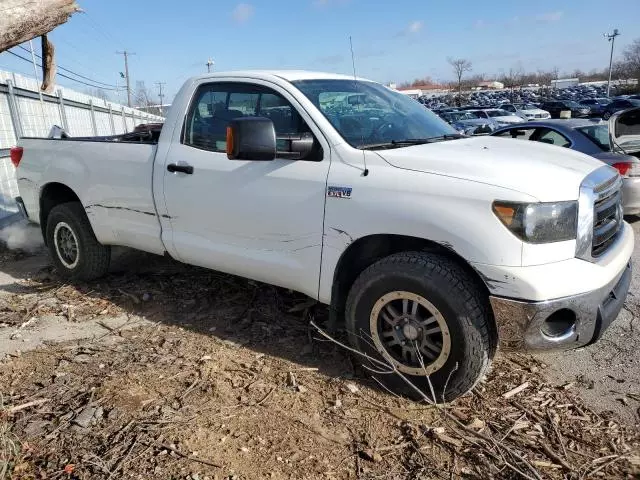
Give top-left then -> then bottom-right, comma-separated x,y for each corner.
46,202 -> 111,281
603,111 -> 612,120
345,252 -> 495,402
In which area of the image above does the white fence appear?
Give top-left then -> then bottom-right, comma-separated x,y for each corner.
0,70 -> 164,225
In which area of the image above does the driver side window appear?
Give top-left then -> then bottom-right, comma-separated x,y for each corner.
184,82 -> 312,156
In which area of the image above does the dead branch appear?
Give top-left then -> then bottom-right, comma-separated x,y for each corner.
4,398 -> 50,415
141,441 -> 222,469
0,0 -> 80,53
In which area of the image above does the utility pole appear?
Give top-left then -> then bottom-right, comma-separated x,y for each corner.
604,29 -> 620,98
154,81 -> 166,115
116,50 -> 136,107
206,58 -> 214,73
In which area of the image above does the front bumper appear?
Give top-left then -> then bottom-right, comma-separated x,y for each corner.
490,261 -> 631,351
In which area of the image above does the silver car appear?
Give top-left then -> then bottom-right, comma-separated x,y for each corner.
492,112 -> 640,215
499,103 -> 551,120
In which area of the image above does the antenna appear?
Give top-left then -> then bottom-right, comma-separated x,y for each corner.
349,36 -> 369,177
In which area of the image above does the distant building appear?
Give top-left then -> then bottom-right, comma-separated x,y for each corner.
551,78 -> 579,89
396,83 -> 447,98
475,81 -> 504,90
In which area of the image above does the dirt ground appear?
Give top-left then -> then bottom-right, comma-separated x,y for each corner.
1,229 -> 639,479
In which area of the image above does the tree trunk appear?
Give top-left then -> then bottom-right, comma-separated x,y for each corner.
0,0 -> 79,53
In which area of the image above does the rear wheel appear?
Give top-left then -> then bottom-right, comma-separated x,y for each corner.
345,252 -> 495,402
46,202 -> 110,280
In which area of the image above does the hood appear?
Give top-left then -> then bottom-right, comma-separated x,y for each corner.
493,116 -> 524,123
375,136 -> 606,201
454,118 -> 492,127
609,107 -> 640,154
523,109 -> 549,115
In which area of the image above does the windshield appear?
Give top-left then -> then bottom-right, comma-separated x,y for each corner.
487,110 -> 511,117
443,111 -> 477,122
576,125 -> 610,151
292,79 -> 456,148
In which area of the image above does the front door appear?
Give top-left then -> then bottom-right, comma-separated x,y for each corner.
160,81 -> 331,299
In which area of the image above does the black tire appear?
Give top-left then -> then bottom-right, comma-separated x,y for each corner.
345,252 -> 495,402
45,202 -> 111,281
603,111 -> 611,120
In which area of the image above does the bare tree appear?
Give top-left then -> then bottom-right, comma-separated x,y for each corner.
622,38 -> 640,79
134,81 -> 153,108
447,58 -> 472,103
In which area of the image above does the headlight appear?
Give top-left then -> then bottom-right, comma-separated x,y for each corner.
492,201 -> 578,243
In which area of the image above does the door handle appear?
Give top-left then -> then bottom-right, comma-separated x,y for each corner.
167,163 -> 194,174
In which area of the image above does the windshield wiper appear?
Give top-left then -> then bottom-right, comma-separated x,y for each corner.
360,134 -> 466,150
422,133 -> 466,141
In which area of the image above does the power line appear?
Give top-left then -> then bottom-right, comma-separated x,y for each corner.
4,50 -> 120,91
17,45 -> 118,88
82,11 -> 126,49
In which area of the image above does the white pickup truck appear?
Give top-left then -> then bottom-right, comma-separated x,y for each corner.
12,71 -> 635,401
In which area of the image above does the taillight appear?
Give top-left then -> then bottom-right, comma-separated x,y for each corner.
10,146 -> 23,168
613,162 -> 631,177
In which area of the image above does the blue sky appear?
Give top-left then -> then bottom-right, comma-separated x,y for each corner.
1,0 -> 639,104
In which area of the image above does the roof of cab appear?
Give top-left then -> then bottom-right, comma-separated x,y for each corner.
189,70 -> 371,83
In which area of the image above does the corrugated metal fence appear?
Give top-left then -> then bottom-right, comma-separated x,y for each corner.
0,69 -> 164,225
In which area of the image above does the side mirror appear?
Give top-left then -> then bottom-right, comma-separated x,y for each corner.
226,117 -> 276,161
279,132 -> 316,160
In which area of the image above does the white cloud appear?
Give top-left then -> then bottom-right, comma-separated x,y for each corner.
408,20 -> 423,34
395,20 -> 423,38
232,3 -> 254,23
536,11 -> 563,23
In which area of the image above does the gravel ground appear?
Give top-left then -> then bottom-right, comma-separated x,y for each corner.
539,217 -> 640,424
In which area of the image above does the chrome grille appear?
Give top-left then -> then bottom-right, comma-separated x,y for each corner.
592,176 -> 623,257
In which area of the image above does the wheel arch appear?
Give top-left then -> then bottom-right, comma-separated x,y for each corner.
39,182 -> 82,244
329,234 -> 494,330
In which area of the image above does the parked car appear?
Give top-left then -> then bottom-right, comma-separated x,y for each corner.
602,98 -> 640,120
467,108 -> 525,127
438,110 -> 494,135
12,70 -> 633,402
540,100 -> 591,119
579,98 -> 610,117
498,103 -> 550,120
492,116 -> 640,214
